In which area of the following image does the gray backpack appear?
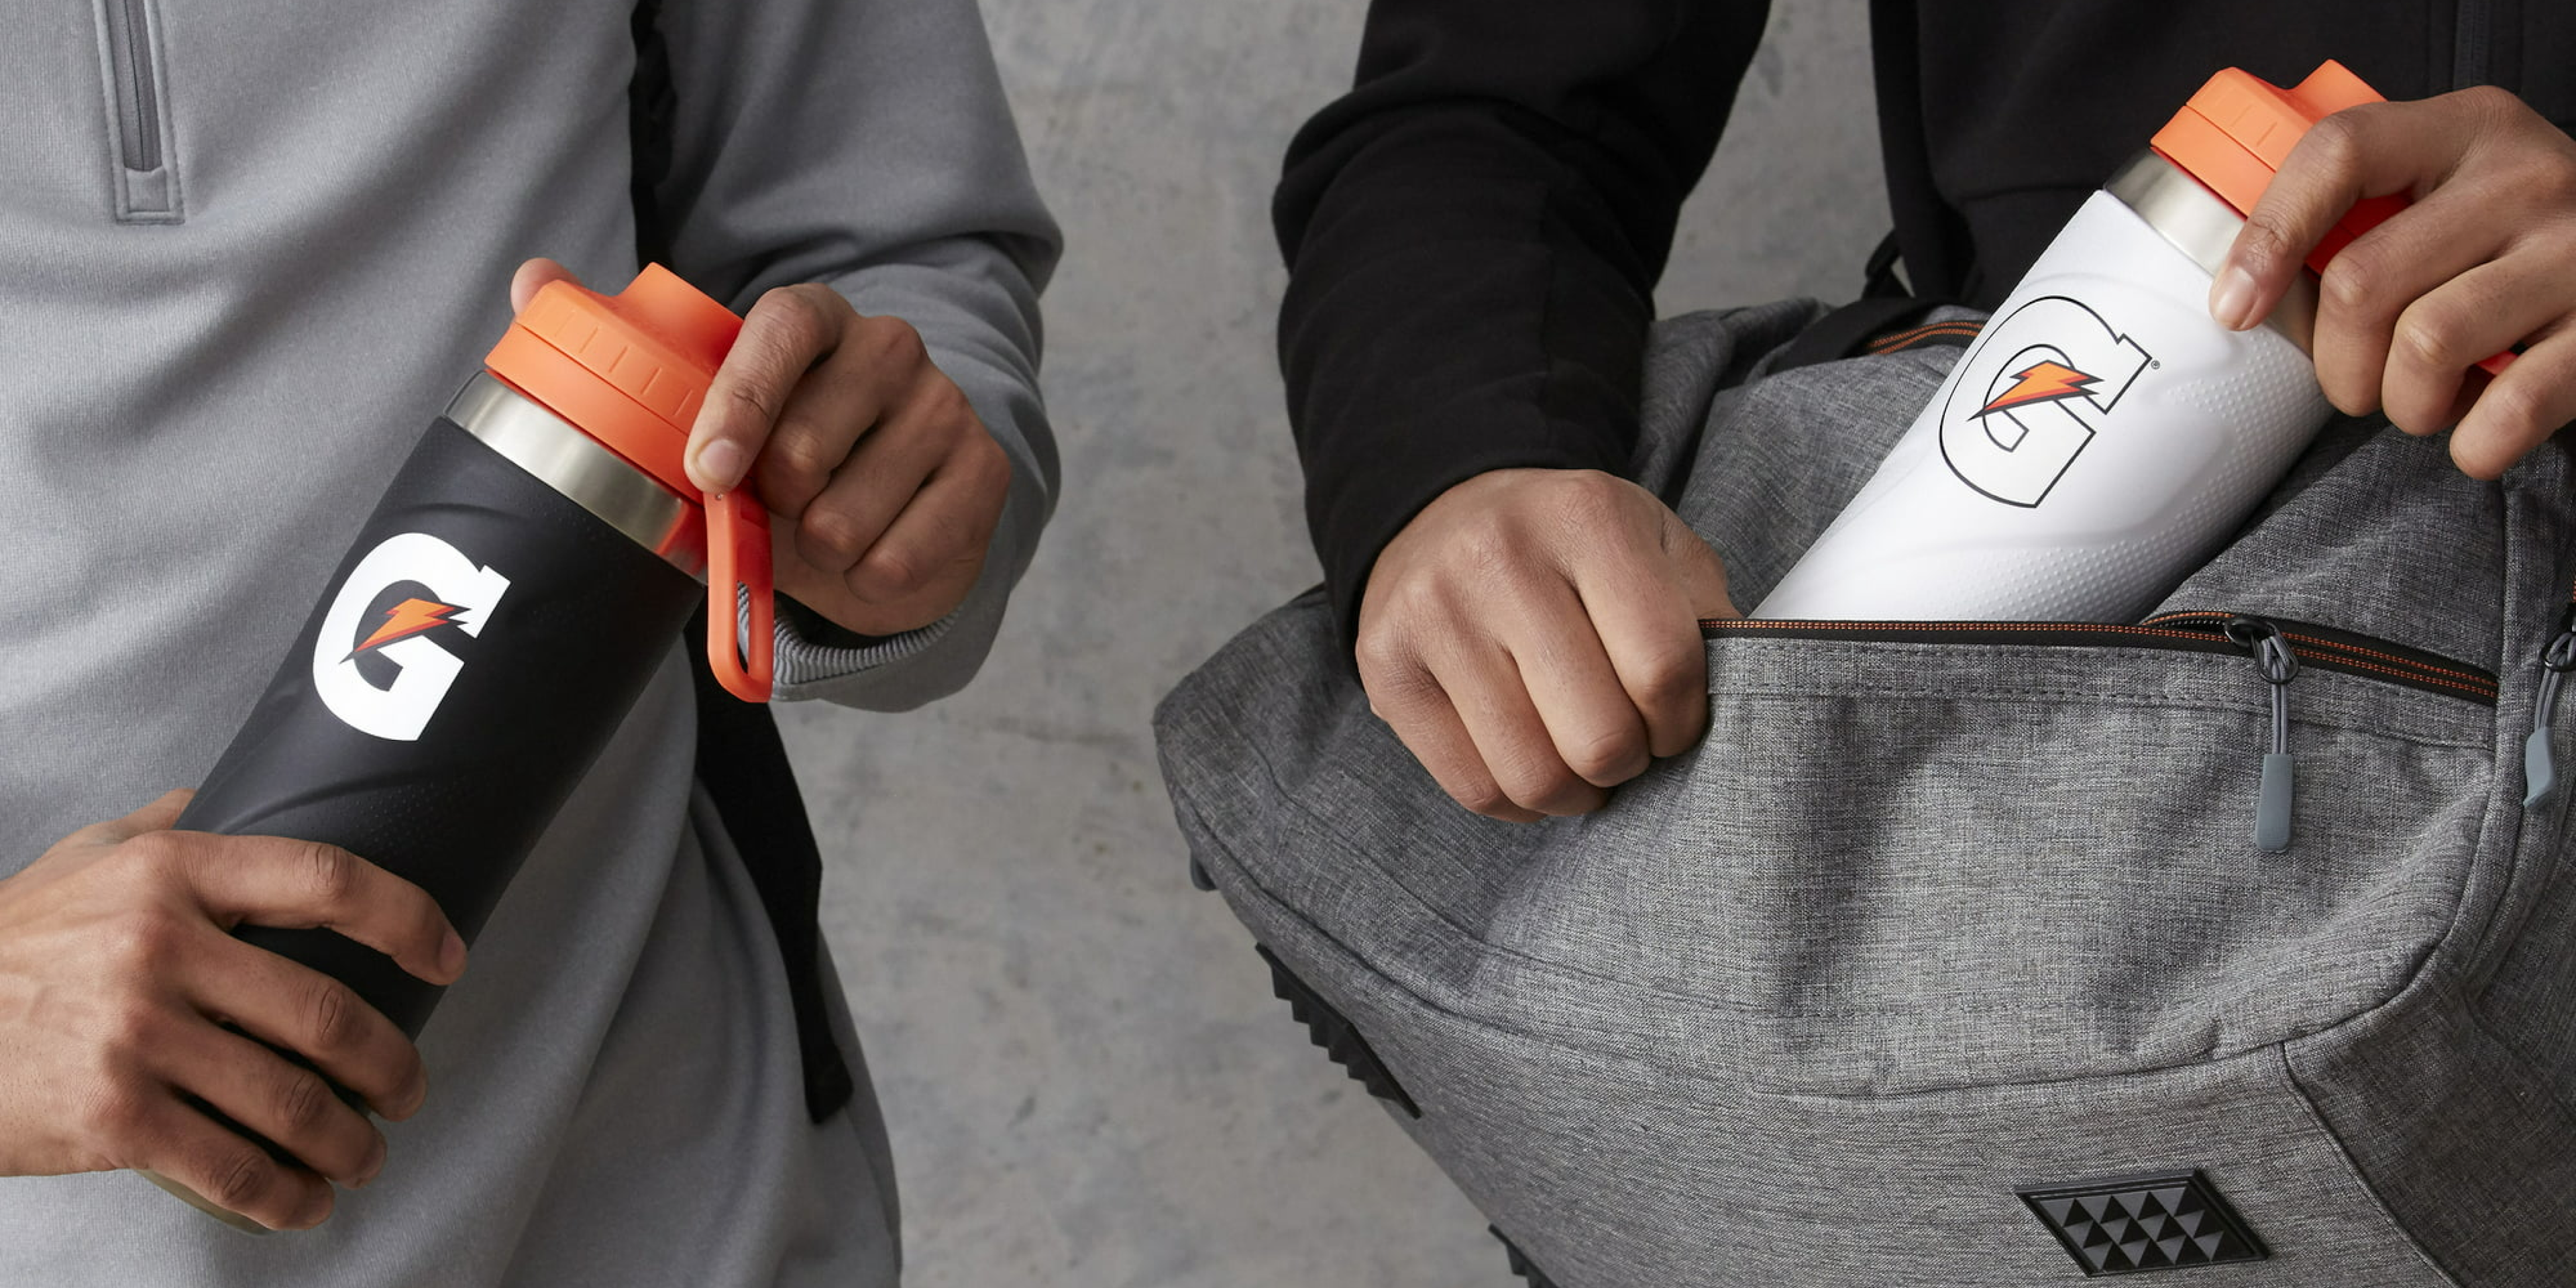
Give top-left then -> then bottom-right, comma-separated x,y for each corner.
1154,300 -> 2576,1286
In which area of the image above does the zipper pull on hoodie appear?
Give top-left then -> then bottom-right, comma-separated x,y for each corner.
2524,605 -> 2576,807
2226,616 -> 2299,851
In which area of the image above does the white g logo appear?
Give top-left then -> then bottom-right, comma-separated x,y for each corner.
1939,296 -> 2154,506
311,533 -> 512,741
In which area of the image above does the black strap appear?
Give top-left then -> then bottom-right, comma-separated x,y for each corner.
686,610 -> 857,1122
628,0 -> 678,266
1867,0 -> 1980,303
1772,294 -> 1950,373
1862,229 -> 1909,300
637,3 -> 853,1124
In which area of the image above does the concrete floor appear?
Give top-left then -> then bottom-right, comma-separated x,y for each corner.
773,3 -> 1888,1284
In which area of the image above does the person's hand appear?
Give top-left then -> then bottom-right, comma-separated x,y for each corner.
511,260 -> 1012,636
2211,86 -> 2576,479
1355,468 -> 1738,821
0,791 -> 464,1231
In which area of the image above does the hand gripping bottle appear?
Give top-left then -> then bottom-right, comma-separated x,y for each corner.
153,265 -> 775,1227
1754,62 -> 2510,621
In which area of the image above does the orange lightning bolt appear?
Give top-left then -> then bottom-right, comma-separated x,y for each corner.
1978,360 -> 2100,417
350,597 -> 463,657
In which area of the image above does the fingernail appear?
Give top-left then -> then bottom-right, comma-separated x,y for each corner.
694,440 -> 748,493
354,1134 -> 387,1189
297,1189 -> 334,1228
438,929 -> 467,979
2209,266 -> 2259,331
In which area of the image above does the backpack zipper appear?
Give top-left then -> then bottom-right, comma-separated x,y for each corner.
1700,609 -> 2500,852
2222,616 -> 2300,852
1702,613 -> 2497,703
2524,594 -> 2576,806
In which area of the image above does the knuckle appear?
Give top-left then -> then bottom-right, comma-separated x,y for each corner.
1547,471 -> 1625,525
917,372 -> 973,423
2237,211 -> 2292,255
301,979 -> 362,1055
1451,515 -> 1529,586
1351,629 -> 1417,688
966,424 -> 1008,472
758,285 -> 839,346
869,317 -> 928,371
2233,216 -> 2301,280
118,827 -> 178,865
2304,111 -> 2365,170
99,994 -> 164,1055
855,543 -> 928,597
74,1079 -> 147,1144
1453,781 -> 1516,817
2323,379 -> 2383,418
1489,752 -> 1573,808
295,843 -> 359,910
1633,646 -> 1708,710
2533,165 -> 2576,211
2480,380 -> 2546,437
203,1143 -> 276,1212
2316,254 -> 2379,315
2394,315 -> 2464,372
2460,84 -> 2522,123
1564,727 -> 1646,783
720,377 -> 785,431
117,830 -> 189,887
107,909 -> 185,975
273,1068 -> 337,1136
765,427 -> 842,485
799,507 -> 869,567
956,432 -> 1011,498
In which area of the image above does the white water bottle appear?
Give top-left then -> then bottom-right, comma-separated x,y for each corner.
1754,61 -> 2504,622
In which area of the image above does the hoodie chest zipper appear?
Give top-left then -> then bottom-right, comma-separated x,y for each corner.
92,0 -> 182,223
1701,610 -> 2499,853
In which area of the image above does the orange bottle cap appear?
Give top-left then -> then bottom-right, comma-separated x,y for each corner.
2149,60 -> 2402,274
484,264 -> 774,702
2151,61 -> 2515,375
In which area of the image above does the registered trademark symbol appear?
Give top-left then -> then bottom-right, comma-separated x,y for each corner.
2150,360 -> 2162,369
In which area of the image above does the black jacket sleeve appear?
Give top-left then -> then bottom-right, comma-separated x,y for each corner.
1274,0 -> 1771,642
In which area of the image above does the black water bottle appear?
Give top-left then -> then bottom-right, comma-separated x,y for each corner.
157,266 -> 775,1226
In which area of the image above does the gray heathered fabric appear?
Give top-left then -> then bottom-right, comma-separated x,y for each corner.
0,1 -> 1054,1283
1157,302 -> 2576,1285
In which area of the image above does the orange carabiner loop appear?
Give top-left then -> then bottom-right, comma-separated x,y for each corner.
706,488 -> 774,703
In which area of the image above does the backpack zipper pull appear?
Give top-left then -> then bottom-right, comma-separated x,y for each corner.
2524,605 -> 2576,807
2224,616 -> 2298,851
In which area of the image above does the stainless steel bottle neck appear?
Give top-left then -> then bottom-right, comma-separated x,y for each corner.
443,374 -> 708,580
2105,150 -> 2318,352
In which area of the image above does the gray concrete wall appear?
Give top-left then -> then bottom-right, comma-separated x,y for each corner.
775,3 -> 1886,1283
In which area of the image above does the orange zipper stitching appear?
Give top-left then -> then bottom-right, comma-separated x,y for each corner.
2142,610 -> 2498,695
1701,616 -> 2499,699
1863,319 -> 1984,351
1702,619 -> 2214,643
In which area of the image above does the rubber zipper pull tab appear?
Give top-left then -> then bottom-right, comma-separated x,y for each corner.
2524,605 -> 2575,806
2226,616 -> 2299,852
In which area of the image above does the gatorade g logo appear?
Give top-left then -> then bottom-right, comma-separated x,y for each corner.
1940,297 -> 2154,506
311,533 -> 512,741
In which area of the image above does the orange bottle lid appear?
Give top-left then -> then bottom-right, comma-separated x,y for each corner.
2151,60 -> 2515,374
2149,60 -> 2406,274
484,265 -> 773,702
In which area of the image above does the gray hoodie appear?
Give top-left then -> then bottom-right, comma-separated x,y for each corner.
0,0 -> 1059,1283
